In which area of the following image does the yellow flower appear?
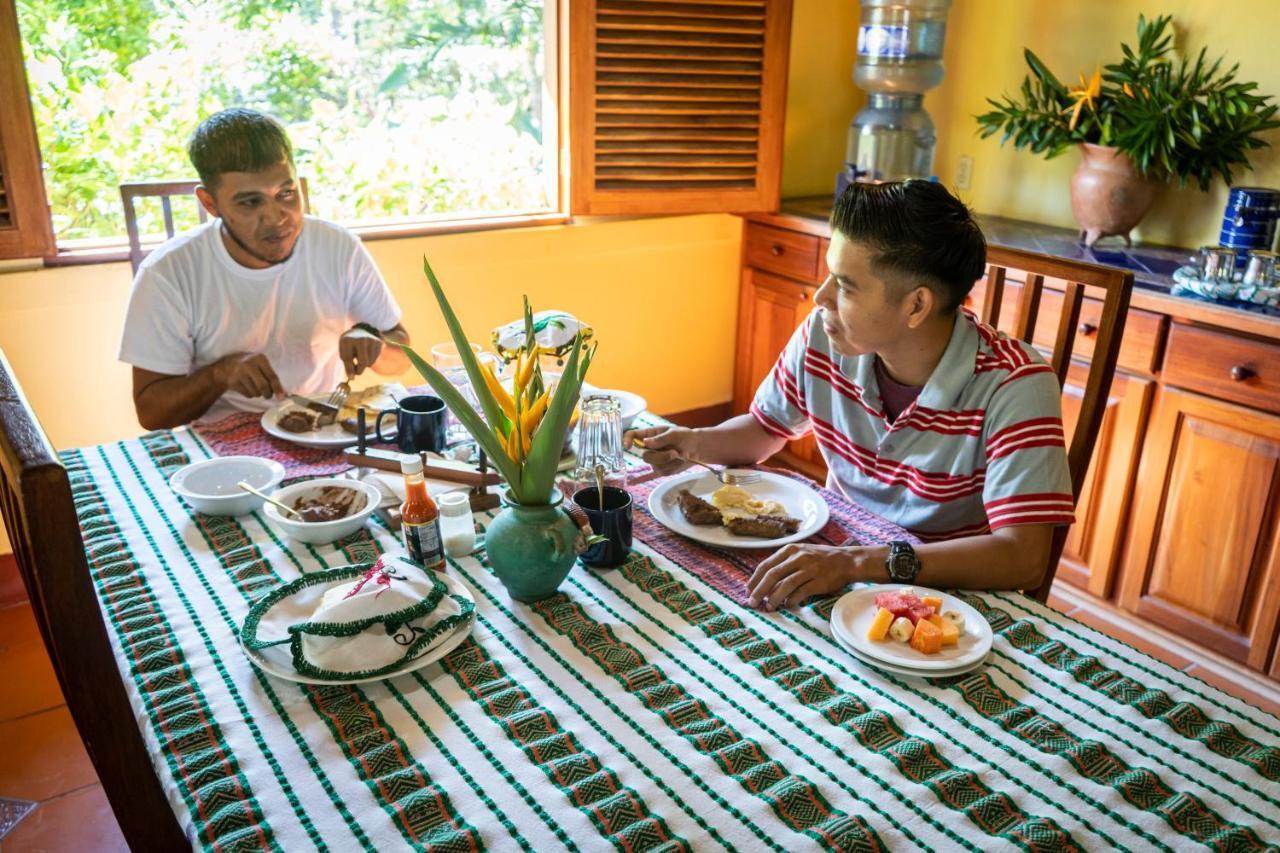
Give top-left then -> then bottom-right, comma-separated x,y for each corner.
1065,67 -> 1102,131
1123,82 -> 1135,97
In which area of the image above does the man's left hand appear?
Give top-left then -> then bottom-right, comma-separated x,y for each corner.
746,543 -> 884,610
339,326 -> 383,378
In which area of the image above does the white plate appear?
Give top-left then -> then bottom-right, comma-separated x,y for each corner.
830,585 -> 992,672
648,470 -> 829,549
830,625 -> 989,679
241,572 -> 476,685
260,395 -> 390,449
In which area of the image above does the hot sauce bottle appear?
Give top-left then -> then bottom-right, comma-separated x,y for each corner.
400,455 -> 444,570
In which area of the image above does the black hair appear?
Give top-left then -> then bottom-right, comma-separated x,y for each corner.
829,180 -> 987,313
187,108 -> 294,189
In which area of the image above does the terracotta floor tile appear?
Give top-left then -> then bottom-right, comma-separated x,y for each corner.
1045,586 -> 1079,616
0,607 -> 63,722
1067,605 -> 1196,671
0,708 -> 95,803
0,557 -> 24,609
1182,665 -> 1280,720
0,784 -> 127,853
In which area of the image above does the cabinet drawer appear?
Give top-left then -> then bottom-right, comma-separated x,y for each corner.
968,278 -> 1164,374
745,223 -> 819,281
1163,324 -> 1280,415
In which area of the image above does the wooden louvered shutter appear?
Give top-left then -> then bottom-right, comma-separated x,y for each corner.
0,0 -> 54,259
568,0 -> 792,216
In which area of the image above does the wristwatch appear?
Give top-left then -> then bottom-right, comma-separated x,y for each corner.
885,541 -> 921,584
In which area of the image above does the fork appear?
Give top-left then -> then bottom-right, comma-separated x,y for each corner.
685,459 -> 761,486
326,378 -> 351,410
631,436 -> 760,485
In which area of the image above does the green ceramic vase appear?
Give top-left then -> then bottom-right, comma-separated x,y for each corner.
484,489 -> 581,602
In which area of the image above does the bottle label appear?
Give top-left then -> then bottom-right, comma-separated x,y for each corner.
403,518 -> 445,570
858,24 -> 909,58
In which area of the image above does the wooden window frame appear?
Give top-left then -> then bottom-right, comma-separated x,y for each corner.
0,0 -> 54,260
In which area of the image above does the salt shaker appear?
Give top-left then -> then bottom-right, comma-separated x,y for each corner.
437,492 -> 476,558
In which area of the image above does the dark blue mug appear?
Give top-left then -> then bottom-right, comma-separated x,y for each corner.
573,486 -> 633,569
376,394 -> 448,454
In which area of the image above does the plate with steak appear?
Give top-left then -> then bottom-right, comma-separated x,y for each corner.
652,470 -> 828,549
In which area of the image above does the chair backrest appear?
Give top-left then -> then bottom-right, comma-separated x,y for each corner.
120,177 -> 310,274
977,246 -> 1133,602
0,350 -> 186,849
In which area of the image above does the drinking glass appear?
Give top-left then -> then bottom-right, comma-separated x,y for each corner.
431,342 -> 497,446
573,394 -> 627,494
1196,246 -> 1237,283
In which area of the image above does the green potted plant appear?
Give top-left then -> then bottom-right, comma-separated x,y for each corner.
977,15 -> 1279,245
390,258 -> 600,601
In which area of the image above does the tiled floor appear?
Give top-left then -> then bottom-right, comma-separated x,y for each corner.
0,571 -> 1277,849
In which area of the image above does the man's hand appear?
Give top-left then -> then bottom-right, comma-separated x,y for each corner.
625,426 -> 700,476
746,543 -> 886,610
213,353 -> 284,399
339,326 -> 384,378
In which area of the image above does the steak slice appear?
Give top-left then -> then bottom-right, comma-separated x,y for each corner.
676,489 -> 723,526
725,514 -> 801,539
278,409 -> 320,434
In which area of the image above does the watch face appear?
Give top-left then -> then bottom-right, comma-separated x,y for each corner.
889,551 -> 916,581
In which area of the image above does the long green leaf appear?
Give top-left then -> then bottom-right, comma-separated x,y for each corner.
395,341 -> 521,488
421,257 -> 506,431
520,334 -> 584,503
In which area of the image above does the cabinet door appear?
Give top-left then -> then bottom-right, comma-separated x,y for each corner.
1056,368 -> 1153,598
732,268 -> 824,475
1120,387 -> 1280,669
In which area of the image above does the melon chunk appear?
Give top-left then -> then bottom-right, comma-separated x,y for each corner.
937,618 -> 960,646
909,617 -> 943,654
866,607 -> 894,641
921,595 -> 943,611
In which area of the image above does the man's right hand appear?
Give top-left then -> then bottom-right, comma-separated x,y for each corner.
624,426 -> 700,477
214,353 -> 284,399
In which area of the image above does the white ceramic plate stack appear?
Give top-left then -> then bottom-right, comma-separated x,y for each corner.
829,585 -> 993,678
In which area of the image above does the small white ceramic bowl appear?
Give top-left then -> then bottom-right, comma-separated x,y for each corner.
169,456 -> 286,517
262,477 -> 381,544
594,389 -> 647,429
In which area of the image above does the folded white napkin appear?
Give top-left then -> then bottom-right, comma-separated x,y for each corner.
241,552 -> 474,680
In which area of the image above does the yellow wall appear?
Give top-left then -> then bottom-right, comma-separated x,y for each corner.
780,0 -> 1280,249
0,215 -> 742,452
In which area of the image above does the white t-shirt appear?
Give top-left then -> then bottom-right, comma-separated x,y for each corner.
118,216 -> 402,422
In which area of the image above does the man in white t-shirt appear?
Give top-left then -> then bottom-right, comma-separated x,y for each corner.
118,108 -> 410,428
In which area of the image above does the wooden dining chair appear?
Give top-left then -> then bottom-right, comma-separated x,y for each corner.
120,177 -> 310,274
975,247 -> 1133,602
0,350 -> 187,848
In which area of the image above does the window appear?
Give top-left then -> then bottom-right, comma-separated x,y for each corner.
0,0 -> 795,261
16,0 -> 557,246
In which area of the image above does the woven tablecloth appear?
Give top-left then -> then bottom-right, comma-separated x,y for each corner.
65,424 -> 1280,851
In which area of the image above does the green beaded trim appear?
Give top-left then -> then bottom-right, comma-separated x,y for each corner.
241,563 -> 475,681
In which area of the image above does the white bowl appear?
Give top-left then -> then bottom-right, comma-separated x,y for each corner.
593,389 -> 647,429
262,477 -> 381,544
169,456 -> 286,517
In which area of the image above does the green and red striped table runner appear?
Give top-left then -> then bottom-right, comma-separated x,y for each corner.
65,426 -> 1280,851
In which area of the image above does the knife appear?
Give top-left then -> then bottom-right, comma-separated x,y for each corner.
287,394 -> 339,415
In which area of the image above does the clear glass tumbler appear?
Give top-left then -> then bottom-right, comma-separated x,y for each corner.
573,394 -> 627,495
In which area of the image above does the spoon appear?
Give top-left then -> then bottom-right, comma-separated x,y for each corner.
237,481 -> 304,519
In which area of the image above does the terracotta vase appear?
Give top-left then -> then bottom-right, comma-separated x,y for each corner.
1069,143 -> 1157,247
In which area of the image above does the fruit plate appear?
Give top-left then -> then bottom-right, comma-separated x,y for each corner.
830,585 -> 992,672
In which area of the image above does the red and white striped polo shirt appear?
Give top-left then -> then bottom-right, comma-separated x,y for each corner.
751,309 -> 1075,541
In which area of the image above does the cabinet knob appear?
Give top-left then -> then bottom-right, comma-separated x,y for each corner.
770,244 -> 784,256
1078,322 -> 1097,336
1230,364 -> 1254,382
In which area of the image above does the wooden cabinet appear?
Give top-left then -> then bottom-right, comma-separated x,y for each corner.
1057,368 -> 1153,599
1121,386 -> 1280,668
732,266 -> 823,474
737,210 -> 1280,680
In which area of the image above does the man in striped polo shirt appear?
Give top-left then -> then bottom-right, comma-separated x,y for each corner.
631,181 -> 1074,610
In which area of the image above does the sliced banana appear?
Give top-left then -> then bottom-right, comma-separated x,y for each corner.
942,610 -> 966,636
888,616 -> 915,643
